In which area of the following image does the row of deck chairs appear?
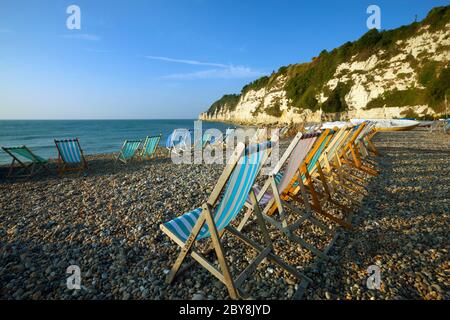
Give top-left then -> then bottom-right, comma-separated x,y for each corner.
165,127 -> 238,155
1,139 -> 88,178
159,121 -> 379,299
116,135 -> 161,164
1,135 -> 162,178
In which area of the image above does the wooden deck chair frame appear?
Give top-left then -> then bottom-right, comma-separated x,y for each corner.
237,131 -> 341,261
303,128 -> 358,216
315,126 -> 367,205
160,141 -> 311,299
281,129 -> 355,231
321,126 -> 371,197
116,139 -> 142,164
54,138 -> 88,176
338,123 -> 379,176
141,135 -> 161,160
2,146 -> 50,178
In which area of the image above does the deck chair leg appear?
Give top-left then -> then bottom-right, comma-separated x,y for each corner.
166,214 -> 207,284
7,158 -> 15,178
203,204 -> 239,299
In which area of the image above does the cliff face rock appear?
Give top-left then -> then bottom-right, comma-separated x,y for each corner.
200,6 -> 450,124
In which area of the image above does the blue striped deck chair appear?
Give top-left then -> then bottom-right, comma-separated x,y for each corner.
2,145 -> 50,178
116,140 -> 142,164
141,135 -> 161,160
166,129 -> 191,156
54,138 -> 88,176
202,132 -> 212,148
160,139 -> 310,299
223,128 -> 236,145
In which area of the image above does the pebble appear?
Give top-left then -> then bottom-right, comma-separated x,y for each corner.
0,130 -> 448,300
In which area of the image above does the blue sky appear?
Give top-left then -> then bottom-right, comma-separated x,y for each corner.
0,0 -> 448,119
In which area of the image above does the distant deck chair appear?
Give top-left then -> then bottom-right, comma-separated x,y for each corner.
116,140 -> 142,164
201,132 -> 218,148
338,123 -> 379,176
355,121 -> 379,157
166,129 -> 191,155
141,135 -> 161,160
160,139 -> 310,299
2,146 -> 50,178
279,125 -> 290,138
320,126 -> 372,197
54,138 -> 88,176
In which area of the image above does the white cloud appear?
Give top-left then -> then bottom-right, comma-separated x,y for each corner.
60,33 -> 100,41
162,65 -> 264,80
146,55 -> 264,80
145,55 -> 228,68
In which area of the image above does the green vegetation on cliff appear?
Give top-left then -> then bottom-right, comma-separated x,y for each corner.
206,94 -> 240,116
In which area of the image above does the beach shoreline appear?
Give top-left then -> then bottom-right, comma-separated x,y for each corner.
0,128 -> 448,300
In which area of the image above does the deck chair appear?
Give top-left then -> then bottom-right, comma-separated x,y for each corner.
2,146 -> 49,178
166,129 -> 191,155
224,128 -> 235,142
54,138 -> 88,176
314,126 -> 366,204
319,126 -> 371,197
338,123 -> 379,176
141,135 -> 161,160
160,140 -> 310,299
116,140 -> 142,164
354,122 -> 379,157
279,125 -> 290,138
237,132 -> 339,260
201,132 -> 219,149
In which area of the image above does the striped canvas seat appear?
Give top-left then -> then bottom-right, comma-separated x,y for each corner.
3,146 -> 47,164
54,138 -> 87,175
141,135 -> 160,159
202,132 -> 212,148
163,142 -> 270,243
247,133 -> 319,207
55,140 -> 82,164
166,129 -> 191,155
161,138 -> 312,299
117,140 -> 142,163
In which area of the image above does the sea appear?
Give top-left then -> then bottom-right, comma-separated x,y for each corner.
0,120 -> 235,164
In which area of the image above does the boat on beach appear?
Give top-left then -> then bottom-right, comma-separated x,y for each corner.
350,119 -> 420,132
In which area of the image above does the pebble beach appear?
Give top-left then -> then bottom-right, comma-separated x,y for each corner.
0,128 -> 448,300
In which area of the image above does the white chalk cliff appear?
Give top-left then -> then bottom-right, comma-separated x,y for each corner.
200,6 -> 450,124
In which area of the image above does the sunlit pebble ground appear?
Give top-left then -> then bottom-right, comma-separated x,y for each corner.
0,128 -> 448,300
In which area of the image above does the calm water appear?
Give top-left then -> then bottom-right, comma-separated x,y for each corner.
0,120 -> 234,164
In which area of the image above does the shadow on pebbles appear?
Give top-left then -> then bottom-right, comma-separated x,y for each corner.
0,129 -> 448,300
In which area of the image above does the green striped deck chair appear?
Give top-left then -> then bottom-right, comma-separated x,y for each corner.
141,135 -> 161,160
116,140 -> 142,164
54,138 -> 88,176
2,145 -> 49,178
160,139 -> 310,299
